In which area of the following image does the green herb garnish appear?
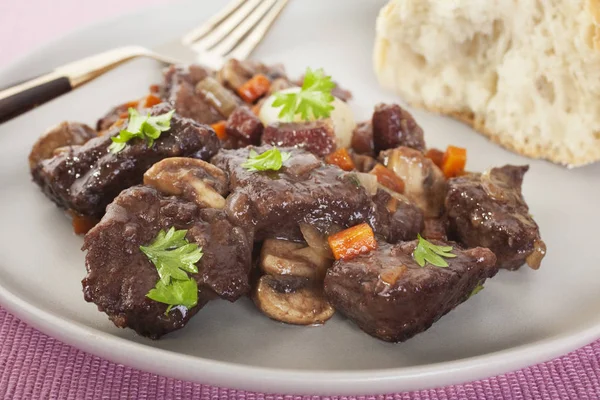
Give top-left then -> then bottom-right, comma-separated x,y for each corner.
241,148 -> 291,172
147,279 -> 198,314
413,234 -> 456,267
141,227 -> 202,314
469,284 -> 484,298
109,108 -> 175,153
272,67 -> 335,121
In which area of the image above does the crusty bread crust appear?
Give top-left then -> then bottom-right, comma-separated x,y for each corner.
407,101 -> 600,168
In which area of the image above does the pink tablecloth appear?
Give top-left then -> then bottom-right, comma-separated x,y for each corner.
1,2 -> 600,399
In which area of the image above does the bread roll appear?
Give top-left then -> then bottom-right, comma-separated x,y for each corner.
374,0 -> 600,166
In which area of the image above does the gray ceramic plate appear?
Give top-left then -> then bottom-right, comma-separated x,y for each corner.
1,0 -> 599,395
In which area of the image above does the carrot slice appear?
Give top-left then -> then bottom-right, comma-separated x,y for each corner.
370,164 -> 405,193
210,121 -> 228,140
425,148 -> 444,169
143,93 -> 162,108
325,148 -> 355,171
328,223 -> 377,261
237,74 -> 271,103
71,213 -> 99,235
441,146 -> 467,178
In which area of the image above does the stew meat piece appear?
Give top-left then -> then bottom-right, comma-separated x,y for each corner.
32,103 -> 220,218
261,121 -> 336,157
445,165 -> 546,270
82,186 -> 252,339
162,64 -> 225,124
324,241 -> 498,342
212,146 -> 373,241
372,103 -> 426,153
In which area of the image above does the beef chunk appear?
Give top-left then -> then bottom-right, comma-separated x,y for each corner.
380,146 -> 447,217
32,104 -> 220,218
351,121 -> 374,156
226,106 -> 263,145
29,121 -> 97,172
82,186 -> 252,338
212,146 -> 373,241
445,165 -> 545,270
163,64 -> 224,124
422,217 -> 448,241
369,189 -> 423,243
324,241 -> 498,342
372,104 -> 425,152
262,121 -> 336,157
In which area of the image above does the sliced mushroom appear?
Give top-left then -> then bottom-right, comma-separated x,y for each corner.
253,275 -> 335,325
28,121 -> 97,170
260,239 -> 332,280
143,157 -> 228,209
380,146 -> 447,217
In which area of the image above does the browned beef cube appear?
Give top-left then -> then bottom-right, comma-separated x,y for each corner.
445,165 -> 546,270
82,186 -> 252,338
324,241 -> 498,342
351,121 -> 374,156
372,103 -> 426,152
163,64 -> 224,124
226,106 -> 263,145
218,59 -> 287,91
261,120 -> 336,157
369,189 -> 423,243
32,104 -> 221,218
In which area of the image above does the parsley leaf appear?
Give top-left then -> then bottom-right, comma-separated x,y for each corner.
147,278 -> 198,314
271,67 -> 335,122
140,227 -> 203,285
241,148 -> 291,172
108,108 -> 175,153
469,284 -> 484,298
413,234 -> 457,267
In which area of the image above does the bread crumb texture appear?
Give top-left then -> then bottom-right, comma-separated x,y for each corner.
374,0 -> 600,166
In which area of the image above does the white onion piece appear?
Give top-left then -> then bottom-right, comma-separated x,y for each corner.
299,223 -> 334,259
259,87 -> 356,148
355,173 -> 378,196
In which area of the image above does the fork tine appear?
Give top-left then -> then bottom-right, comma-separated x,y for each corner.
209,0 -> 278,57
189,0 -> 264,52
227,0 -> 288,60
181,0 -> 247,46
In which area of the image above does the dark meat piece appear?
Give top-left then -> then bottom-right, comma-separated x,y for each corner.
212,146 -> 373,241
369,189 -> 423,243
422,217 -> 448,241
262,120 -> 336,157
226,106 -> 263,145
331,83 -> 353,102
82,186 -> 252,338
218,59 -> 287,91
351,121 -> 374,156
350,151 -> 378,173
445,165 -> 545,270
32,103 -> 220,218
96,101 -> 136,132
29,121 -> 97,171
163,64 -> 224,124
324,241 -> 498,342
372,103 -> 425,152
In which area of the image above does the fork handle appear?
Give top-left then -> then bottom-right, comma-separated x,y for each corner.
0,73 -> 72,124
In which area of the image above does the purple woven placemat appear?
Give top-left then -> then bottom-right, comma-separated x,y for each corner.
1,307 -> 599,399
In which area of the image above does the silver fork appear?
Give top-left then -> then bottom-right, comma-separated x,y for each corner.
0,0 -> 289,124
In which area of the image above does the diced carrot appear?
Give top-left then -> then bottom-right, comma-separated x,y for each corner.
143,93 -> 162,108
441,145 -> 467,178
325,148 -> 355,171
237,74 -> 271,103
71,213 -> 99,235
328,223 -> 377,261
370,164 -> 405,193
425,148 -> 444,169
149,84 -> 160,94
211,121 -> 228,140
125,100 -> 140,108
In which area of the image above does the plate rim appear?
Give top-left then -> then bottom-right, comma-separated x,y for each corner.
1,1 -> 599,395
